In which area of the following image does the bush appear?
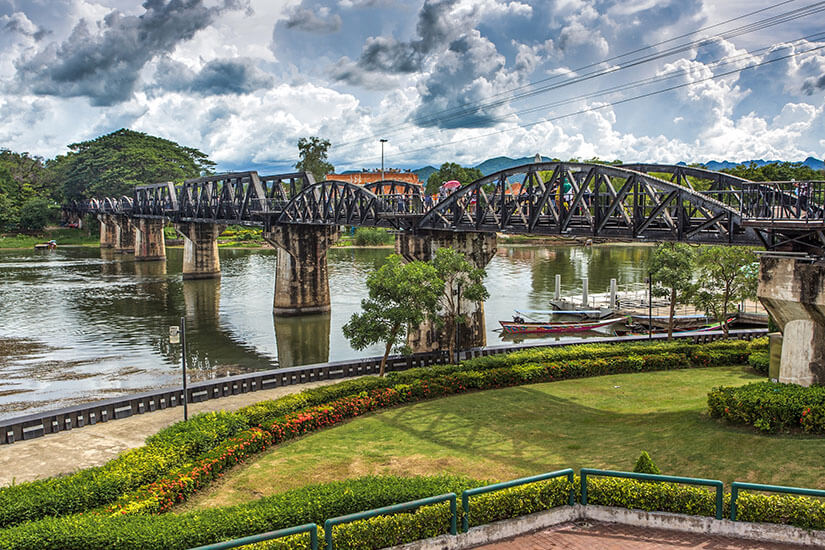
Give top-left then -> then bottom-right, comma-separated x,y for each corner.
0,475 -> 480,550
633,451 -> 661,474
586,476 -> 719,517
748,351 -> 770,375
708,382 -> 825,433
353,227 -> 392,246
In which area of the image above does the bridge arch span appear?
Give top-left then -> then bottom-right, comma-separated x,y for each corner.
417,162 -> 756,245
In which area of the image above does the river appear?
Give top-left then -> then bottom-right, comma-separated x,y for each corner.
0,244 -> 651,419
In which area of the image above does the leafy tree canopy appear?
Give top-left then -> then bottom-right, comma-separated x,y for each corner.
694,246 -> 758,335
343,254 -> 443,376
295,136 -> 334,183
60,129 -> 215,200
431,247 -> 489,361
648,242 -> 697,339
722,161 -> 823,182
426,162 -> 483,194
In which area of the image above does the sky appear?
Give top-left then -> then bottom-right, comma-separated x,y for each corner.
0,0 -> 824,173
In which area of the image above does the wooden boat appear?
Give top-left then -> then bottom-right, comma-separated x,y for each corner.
673,317 -> 735,335
499,316 -> 628,335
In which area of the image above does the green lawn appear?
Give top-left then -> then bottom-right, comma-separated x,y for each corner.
185,366 -> 825,511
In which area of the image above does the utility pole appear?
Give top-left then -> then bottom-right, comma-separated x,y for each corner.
380,139 -> 388,181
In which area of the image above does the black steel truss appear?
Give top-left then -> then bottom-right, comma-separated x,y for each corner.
62,164 -> 825,254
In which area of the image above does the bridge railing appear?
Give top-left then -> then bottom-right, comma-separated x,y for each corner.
741,181 -> 825,222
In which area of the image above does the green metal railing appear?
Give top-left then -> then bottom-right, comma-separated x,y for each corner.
461,468 -> 575,532
580,468 -> 725,520
730,482 -> 825,521
188,523 -> 318,550
323,493 -> 457,550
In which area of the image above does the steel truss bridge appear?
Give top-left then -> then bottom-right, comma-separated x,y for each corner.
66,162 -> 825,254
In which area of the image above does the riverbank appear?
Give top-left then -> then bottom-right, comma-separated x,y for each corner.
0,228 -> 99,249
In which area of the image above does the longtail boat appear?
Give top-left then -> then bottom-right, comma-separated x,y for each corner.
499,316 -> 629,335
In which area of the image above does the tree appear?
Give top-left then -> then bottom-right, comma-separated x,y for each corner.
722,161 -> 823,182
647,243 -> 696,339
425,162 -> 483,195
60,129 -> 215,200
18,198 -> 53,233
431,247 -> 490,362
295,136 -> 334,182
693,246 -> 759,336
343,255 -> 442,376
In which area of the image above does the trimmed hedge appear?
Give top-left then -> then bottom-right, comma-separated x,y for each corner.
708,382 -> 825,433
0,475 -> 481,550
0,338 -> 760,529
748,351 -> 770,375
586,477 -> 719,517
0,411 -> 246,528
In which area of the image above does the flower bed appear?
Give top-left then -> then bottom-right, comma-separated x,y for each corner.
0,339 -> 761,528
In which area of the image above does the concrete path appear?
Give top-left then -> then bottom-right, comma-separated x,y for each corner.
474,521 -> 813,549
0,379 -> 341,486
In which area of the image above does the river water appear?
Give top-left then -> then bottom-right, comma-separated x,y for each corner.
0,244 -> 651,419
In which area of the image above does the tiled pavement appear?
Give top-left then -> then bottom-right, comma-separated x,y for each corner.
473,521 -> 815,549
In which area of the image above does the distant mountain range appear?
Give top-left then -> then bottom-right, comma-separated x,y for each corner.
412,155 -> 824,181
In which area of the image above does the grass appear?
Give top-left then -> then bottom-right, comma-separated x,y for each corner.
183,365 -> 825,511
0,228 -> 98,248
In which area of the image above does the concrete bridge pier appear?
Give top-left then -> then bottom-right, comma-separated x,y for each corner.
758,256 -> 825,386
98,215 -> 118,249
135,219 -> 167,262
113,217 -> 136,254
396,230 -> 498,354
175,223 -> 225,280
263,225 -> 340,316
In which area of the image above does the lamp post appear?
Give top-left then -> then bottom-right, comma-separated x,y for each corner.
646,273 -> 653,339
380,139 -> 388,181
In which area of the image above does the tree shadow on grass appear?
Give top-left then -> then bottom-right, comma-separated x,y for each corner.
370,384 -> 825,485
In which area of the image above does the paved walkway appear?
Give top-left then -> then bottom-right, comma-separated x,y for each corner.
474,522 -> 814,549
0,379 -> 341,485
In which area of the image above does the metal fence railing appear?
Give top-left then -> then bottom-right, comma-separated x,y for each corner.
730,482 -> 825,521
188,467 -> 825,549
189,523 -> 318,550
580,468 -> 725,520
323,493 -> 457,550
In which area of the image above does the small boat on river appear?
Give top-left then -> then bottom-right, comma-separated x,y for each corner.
499,316 -> 629,335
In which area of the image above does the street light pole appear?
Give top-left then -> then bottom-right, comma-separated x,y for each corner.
380,139 -> 388,181
647,273 -> 653,340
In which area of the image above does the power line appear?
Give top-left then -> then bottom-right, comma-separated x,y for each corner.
333,0 -> 825,154
344,41 -> 825,164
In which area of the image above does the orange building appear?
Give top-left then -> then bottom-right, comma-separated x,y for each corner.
326,170 -> 420,186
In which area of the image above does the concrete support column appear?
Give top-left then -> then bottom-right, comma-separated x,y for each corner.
98,215 -> 118,249
135,219 -> 167,261
263,224 -> 340,316
758,256 -> 825,386
396,230 -> 497,353
113,216 -> 136,254
175,222 -> 225,280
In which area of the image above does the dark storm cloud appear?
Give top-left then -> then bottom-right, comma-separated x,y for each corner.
284,7 -> 341,33
15,0 -> 248,106
156,57 -> 274,96
332,0 -> 457,85
802,74 -> 825,95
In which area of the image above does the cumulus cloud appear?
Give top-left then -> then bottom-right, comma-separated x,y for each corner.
13,0 -> 248,106
283,6 -> 341,33
154,57 -> 274,96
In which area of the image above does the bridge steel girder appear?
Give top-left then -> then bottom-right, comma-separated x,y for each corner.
415,162 -> 761,246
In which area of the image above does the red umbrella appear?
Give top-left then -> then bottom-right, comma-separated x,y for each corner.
441,180 -> 461,190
